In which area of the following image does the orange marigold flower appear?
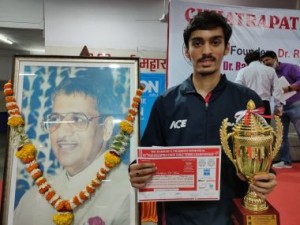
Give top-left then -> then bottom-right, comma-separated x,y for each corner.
91,179 -> 101,188
126,115 -> 134,122
36,176 -> 47,186
129,108 -> 137,116
51,198 -> 59,207
32,169 -> 42,179
86,185 -> 95,194
105,162 -> 113,168
136,88 -> 143,96
73,196 -> 81,206
15,143 -> 37,164
139,84 -> 145,90
26,161 -> 39,173
100,168 -> 108,174
46,190 -> 56,201
39,184 -> 51,194
132,102 -> 139,108
31,169 -> 43,180
55,200 -> 65,211
4,81 -> 12,89
9,110 -> 21,116
133,97 -> 141,103
4,89 -> 13,96
5,96 -> 16,103
63,201 -> 72,211
53,212 -> 73,225
7,103 -> 17,110
79,191 -> 88,201
96,171 -> 106,180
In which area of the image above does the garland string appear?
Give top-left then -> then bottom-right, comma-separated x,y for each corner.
3,80 -> 144,225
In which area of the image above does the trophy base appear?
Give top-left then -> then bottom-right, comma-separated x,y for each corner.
232,198 -> 280,225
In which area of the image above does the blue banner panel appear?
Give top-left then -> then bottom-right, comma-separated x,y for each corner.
140,73 -> 166,138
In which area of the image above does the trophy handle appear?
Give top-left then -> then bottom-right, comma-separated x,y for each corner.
271,115 -> 283,159
220,118 -> 239,173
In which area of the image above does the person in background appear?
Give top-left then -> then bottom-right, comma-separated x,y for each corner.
129,11 -> 277,225
235,50 -> 285,124
14,77 -> 131,225
261,50 -> 300,168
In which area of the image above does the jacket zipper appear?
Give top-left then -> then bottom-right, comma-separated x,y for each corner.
204,92 -> 212,110
204,92 -> 212,142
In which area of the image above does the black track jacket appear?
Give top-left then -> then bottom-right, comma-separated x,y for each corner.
141,74 -> 263,225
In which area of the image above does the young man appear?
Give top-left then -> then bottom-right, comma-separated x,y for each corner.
235,50 -> 285,124
129,12 -> 277,225
14,77 -> 131,225
261,50 -> 300,168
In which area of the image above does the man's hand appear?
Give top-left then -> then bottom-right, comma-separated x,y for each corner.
129,163 -> 157,188
249,173 -> 277,199
274,105 -> 283,116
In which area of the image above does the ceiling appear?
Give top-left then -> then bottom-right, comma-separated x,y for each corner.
0,27 -> 44,53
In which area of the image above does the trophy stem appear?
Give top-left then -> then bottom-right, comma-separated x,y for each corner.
243,188 -> 268,212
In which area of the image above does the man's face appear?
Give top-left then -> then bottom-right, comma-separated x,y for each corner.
185,27 -> 229,76
261,56 -> 276,68
50,93 -> 105,176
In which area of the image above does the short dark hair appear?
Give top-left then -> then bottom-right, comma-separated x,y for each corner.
52,74 -> 121,116
261,50 -> 277,59
244,51 -> 260,65
53,77 -> 103,114
183,11 -> 232,48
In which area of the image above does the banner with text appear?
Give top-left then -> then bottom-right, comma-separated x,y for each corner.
140,73 -> 166,138
168,0 -> 300,87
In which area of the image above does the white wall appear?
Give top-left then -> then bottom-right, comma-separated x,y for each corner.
44,0 -> 299,54
44,0 -> 168,54
0,0 -> 44,29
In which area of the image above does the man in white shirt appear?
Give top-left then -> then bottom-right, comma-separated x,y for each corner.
235,51 -> 285,124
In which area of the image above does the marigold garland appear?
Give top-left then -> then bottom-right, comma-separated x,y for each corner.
3,80 -> 144,225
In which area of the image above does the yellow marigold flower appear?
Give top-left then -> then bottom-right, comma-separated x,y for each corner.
120,120 -> 133,134
53,212 -> 73,225
15,143 -> 37,164
8,116 -> 24,127
104,151 -> 120,167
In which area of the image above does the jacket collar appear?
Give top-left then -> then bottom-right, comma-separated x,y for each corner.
180,74 -> 228,95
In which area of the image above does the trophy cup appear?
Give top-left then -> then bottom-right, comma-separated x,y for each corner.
220,100 -> 283,225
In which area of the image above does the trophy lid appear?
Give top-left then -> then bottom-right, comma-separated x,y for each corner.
232,100 -> 273,143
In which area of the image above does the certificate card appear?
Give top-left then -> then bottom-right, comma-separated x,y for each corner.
278,76 -> 296,100
137,146 -> 221,202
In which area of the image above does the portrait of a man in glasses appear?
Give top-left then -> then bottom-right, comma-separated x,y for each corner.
46,78 -> 114,176
14,75 -> 131,225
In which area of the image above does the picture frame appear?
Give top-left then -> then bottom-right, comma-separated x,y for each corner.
1,55 -> 140,225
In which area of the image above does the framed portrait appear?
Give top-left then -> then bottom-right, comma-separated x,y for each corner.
1,55 -> 140,225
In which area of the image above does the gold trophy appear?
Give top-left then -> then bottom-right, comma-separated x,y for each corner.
220,100 -> 282,225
